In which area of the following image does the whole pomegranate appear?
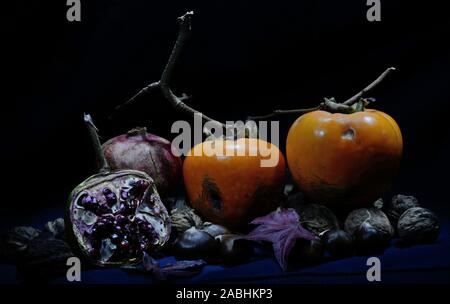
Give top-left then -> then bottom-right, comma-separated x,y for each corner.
66,115 -> 171,266
102,127 -> 182,195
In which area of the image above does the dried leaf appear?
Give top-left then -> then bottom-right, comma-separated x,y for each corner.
17,233 -> 74,281
245,208 -> 315,271
0,226 -> 41,261
1,221 -> 77,281
161,259 -> 206,272
120,264 -> 145,273
136,252 -> 205,280
154,259 -> 206,280
43,218 -> 66,239
142,252 -> 160,271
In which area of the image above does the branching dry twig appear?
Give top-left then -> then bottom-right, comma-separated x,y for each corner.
112,82 -> 159,116
342,67 -> 396,106
111,11 -> 224,128
247,106 -> 321,121
111,12 -> 395,125
248,67 -> 396,120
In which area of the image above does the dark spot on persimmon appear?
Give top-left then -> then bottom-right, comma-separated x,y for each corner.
202,176 -> 223,211
342,128 -> 355,140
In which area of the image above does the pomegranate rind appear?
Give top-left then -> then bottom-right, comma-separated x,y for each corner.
65,170 -> 171,267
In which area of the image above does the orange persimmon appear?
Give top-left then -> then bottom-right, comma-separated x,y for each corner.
183,138 -> 286,229
286,109 -> 402,207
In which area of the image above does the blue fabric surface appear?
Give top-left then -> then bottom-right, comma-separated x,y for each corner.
1,208 -> 450,284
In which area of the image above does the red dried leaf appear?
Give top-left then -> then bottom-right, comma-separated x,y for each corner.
245,208 -> 315,271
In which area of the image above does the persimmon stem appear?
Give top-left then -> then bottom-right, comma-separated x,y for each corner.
248,67 -> 396,120
110,11 -> 224,129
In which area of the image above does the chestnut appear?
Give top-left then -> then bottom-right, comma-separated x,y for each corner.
292,239 -> 325,264
201,223 -> 230,238
215,234 -> 252,265
172,227 -> 219,260
322,229 -> 354,258
354,222 -> 390,254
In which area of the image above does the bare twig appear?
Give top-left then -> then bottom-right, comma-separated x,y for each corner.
111,12 -> 395,125
160,12 -> 193,86
248,67 -> 396,120
342,67 -> 396,105
110,11 -> 224,128
111,82 -> 159,116
247,106 -> 321,121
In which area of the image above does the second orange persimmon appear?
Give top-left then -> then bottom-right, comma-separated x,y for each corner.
286,109 -> 403,208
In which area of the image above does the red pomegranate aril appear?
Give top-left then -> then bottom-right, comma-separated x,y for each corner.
120,240 -> 130,252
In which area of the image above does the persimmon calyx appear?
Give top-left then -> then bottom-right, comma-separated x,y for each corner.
320,97 -> 375,114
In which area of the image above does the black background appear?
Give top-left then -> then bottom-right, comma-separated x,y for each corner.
2,1 -> 449,221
